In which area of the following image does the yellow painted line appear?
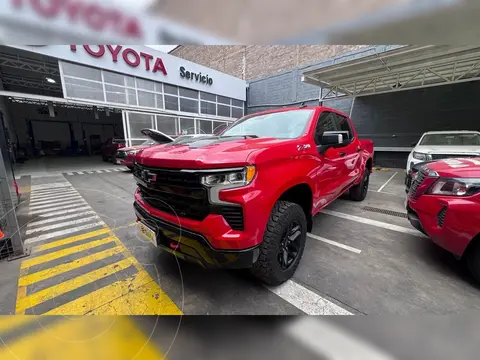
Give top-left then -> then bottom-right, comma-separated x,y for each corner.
18,246 -> 125,287
45,270 -> 182,315
0,315 -> 37,335
21,238 -> 116,270
31,228 -> 111,253
0,317 -> 166,360
15,285 -> 27,315
16,257 -> 137,314
112,222 -> 138,230
89,279 -> 183,315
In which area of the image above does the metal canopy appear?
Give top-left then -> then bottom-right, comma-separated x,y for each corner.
301,45 -> 480,100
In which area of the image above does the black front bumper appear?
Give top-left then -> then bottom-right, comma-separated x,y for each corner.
406,204 -> 427,236
134,202 -> 259,269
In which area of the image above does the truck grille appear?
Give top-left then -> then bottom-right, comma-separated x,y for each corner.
437,207 -> 447,227
134,164 -> 245,229
430,154 -> 476,160
408,170 -> 426,199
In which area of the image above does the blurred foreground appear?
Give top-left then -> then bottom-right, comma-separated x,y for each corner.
1,316 -> 480,360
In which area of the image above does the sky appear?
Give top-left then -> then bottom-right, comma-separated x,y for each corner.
146,45 -> 178,53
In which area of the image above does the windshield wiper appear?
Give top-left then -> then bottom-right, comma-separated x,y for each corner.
221,135 -> 259,139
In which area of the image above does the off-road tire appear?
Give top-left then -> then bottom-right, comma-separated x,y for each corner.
350,169 -> 369,201
127,166 -> 134,171
466,240 -> 480,283
251,201 -> 307,286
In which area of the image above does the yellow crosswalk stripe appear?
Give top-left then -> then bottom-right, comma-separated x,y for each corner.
16,257 -> 137,314
45,270 -> 182,315
21,238 -> 116,269
18,246 -> 125,287
32,228 -> 111,253
0,317 -> 166,360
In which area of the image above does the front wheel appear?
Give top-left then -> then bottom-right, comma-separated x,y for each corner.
127,166 -> 134,171
466,240 -> 480,283
350,169 -> 370,201
251,201 -> 307,286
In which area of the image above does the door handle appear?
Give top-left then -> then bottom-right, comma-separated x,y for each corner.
340,152 -> 347,157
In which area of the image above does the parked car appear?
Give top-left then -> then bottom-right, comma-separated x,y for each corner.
132,106 -> 374,285
101,137 -> 126,162
407,157 -> 480,282
406,131 -> 480,185
115,129 -> 174,170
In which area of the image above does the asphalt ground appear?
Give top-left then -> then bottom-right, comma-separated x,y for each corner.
2,166 -> 480,315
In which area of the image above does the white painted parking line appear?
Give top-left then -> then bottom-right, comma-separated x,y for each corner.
30,182 -> 71,191
66,172 -> 74,176
27,210 -> 97,227
29,187 -> 75,196
76,171 -> 84,175
24,221 -> 106,245
321,209 -> 427,238
28,199 -> 87,211
29,195 -> 83,206
26,215 -> 101,235
266,280 -> 352,315
284,317 -> 394,360
104,169 -> 112,172
95,170 -> 103,173
308,233 -> 362,254
32,206 -> 92,218
30,190 -> 78,200
29,203 -> 89,216
377,172 -> 398,193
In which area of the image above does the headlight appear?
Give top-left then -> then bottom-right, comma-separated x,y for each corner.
413,151 -> 431,161
127,149 -> 141,155
427,178 -> 480,196
201,166 -> 256,188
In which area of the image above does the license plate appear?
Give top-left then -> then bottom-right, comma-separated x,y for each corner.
137,222 -> 157,247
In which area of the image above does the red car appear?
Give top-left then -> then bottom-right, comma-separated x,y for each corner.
133,106 -> 374,285
115,129 -> 174,170
101,137 -> 126,162
407,157 -> 480,282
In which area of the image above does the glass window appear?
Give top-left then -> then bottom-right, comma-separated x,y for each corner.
222,109 -> 314,140
200,92 -> 216,102
334,114 -> 353,142
125,76 -> 136,87
156,115 -> 177,135
136,78 -> 155,91
420,133 -> 480,146
128,113 -> 153,138
179,98 -> 198,113
217,104 -> 230,117
64,77 -> 104,101
103,71 -> 125,86
232,99 -> 243,107
105,84 -> 126,103
62,62 -> 102,81
164,84 -> 178,95
179,87 -> 198,99
200,101 -> 216,116
138,91 -> 156,108
156,94 -> 164,109
231,107 -> 243,119
155,82 -> 163,93
314,112 -> 337,144
179,117 -> 195,135
126,88 -> 137,105
164,95 -> 179,111
213,121 -> 228,135
196,119 -> 212,135
217,95 -> 230,105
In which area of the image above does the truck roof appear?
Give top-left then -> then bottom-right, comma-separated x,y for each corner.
423,130 -> 480,135
248,105 -> 350,118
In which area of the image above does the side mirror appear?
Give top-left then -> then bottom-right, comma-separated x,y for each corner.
318,133 -> 343,153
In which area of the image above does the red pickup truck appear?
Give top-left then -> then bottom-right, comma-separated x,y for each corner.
133,106 -> 374,285
407,157 -> 480,282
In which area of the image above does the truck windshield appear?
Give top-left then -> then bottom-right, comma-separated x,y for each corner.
420,133 -> 480,146
141,139 -> 157,146
221,109 -> 314,139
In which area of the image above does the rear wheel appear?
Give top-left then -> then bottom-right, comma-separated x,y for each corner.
251,201 -> 307,286
350,169 -> 369,201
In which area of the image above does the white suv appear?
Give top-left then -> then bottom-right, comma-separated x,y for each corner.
407,130 -> 480,172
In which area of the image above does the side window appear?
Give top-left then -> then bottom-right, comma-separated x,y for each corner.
334,114 -> 354,143
314,111 -> 336,145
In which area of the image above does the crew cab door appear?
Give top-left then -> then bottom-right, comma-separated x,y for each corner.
312,111 -> 345,208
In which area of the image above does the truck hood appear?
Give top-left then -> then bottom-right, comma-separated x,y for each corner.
414,145 -> 480,155
136,135 -> 285,168
426,157 -> 480,178
120,145 -> 149,152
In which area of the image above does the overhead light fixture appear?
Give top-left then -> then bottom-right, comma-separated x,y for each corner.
46,77 -> 56,83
